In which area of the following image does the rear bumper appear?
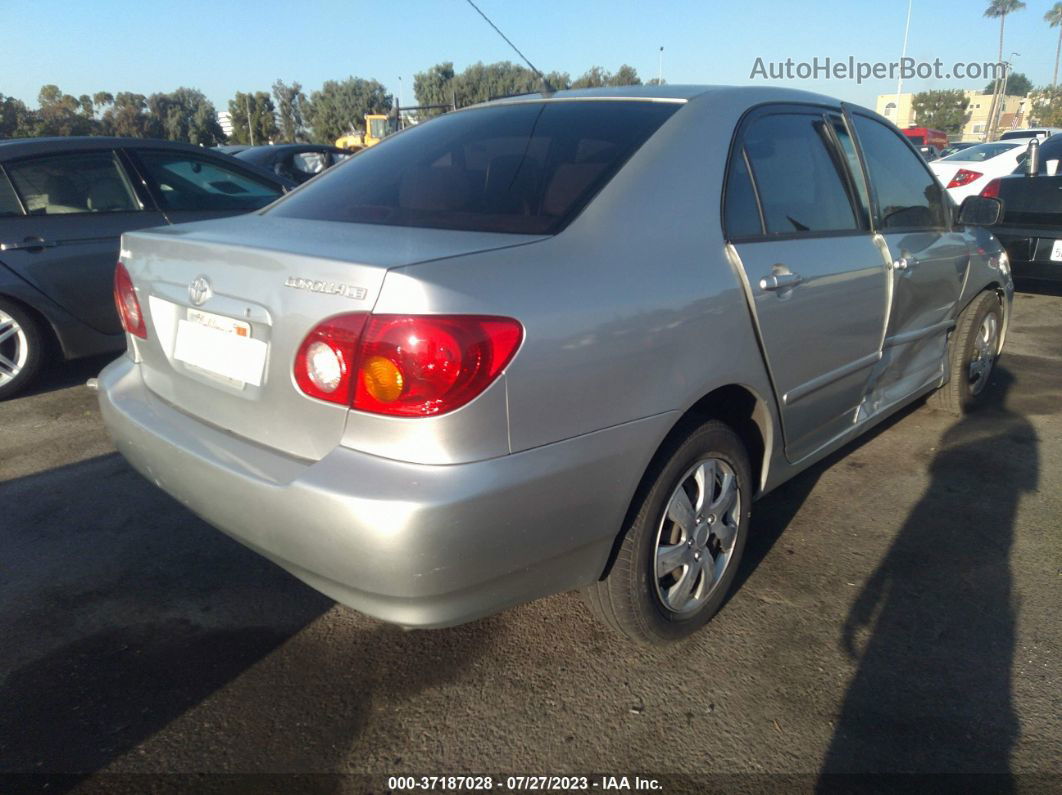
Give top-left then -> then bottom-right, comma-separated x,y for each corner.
995,232 -> 1062,283
98,357 -> 674,628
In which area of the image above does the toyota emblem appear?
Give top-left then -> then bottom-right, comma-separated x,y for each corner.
189,276 -> 212,307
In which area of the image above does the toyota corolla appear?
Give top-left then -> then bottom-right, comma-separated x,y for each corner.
98,86 -> 1013,644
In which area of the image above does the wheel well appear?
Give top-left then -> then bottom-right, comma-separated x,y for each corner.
594,384 -> 771,581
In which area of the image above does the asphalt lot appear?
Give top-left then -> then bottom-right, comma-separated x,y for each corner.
1,288 -> 1059,792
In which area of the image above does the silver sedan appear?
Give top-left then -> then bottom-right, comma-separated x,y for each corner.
98,85 -> 1013,644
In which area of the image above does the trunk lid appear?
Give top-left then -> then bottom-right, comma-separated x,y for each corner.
994,174 -> 1062,228
122,215 -> 545,460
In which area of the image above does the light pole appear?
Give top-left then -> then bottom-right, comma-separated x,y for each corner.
658,46 -> 664,85
895,0 -> 913,126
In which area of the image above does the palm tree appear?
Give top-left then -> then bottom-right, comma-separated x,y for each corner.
1047,3 -> 1062,86
984,0 -> 1026,139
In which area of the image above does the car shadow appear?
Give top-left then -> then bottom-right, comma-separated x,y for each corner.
1013,278 -> 1062,298
19,352 -> 116,399
816,368 -> 1037,786
0,453 -> 495,788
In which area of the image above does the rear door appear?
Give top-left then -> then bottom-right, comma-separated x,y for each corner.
0,149 -> 167,334
848,112 -> 967,403
125,148 -> 285,225
726,105 -> 889,463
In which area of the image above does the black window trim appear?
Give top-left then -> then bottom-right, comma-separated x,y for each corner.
0,164 -> 27,216
844,108 -> 955,233
722,102 -> 870,244
2,148 -> 148,218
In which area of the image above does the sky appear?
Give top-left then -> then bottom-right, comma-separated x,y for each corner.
3,0 -> 1060,112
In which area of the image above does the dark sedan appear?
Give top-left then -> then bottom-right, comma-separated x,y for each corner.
0,136 -> 293,398
235,144 -> 351,184
980,134 -> 1062,285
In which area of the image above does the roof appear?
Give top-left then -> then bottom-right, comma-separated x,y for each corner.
0,136 -> 211,159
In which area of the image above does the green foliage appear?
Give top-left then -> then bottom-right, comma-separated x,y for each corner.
34,84 -> 95,136
984,71 -> 1031,96
228,91 -> 278,145
304,77 -> 391,144
0,94 -> 33,138
101,92 -> 152,138
149,88 -> 225,145
571,64 -> 642,89
272,80 -> 307,143
911,90 -> 970,134
983,0 -> 1026,19
1029,85 -> 1062,126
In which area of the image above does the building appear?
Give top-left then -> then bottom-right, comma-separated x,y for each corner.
217,111 -> 233,138
875,90 -> 1029,141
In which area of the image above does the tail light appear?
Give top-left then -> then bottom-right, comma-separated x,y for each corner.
293,313 -> 523,416
114,262 -> 146,339
980,178 -> 1002,198
946,169 -> 983,189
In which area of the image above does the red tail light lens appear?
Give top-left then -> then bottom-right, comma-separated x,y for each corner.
980,178 -> 1002,198
353,315 -> 523,416
946,168 -> 983,189
293,313 -> 523,415
113,262 -> 146,339
293,313 -> 368,404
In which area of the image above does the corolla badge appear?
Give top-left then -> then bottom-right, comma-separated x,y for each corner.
283,276 -> 368,300
188,276 -> 213,306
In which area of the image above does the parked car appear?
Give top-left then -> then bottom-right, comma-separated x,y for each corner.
939,141 -> 978,158
999,128 -> 1062,141
97,86 -> 1012,645
980,134 -> 1062,284
918,144 -> 942,161
0,137 -> 294,399
214,144 -> 251,156
235,144 -> 352,185
928,140 -> 1030,201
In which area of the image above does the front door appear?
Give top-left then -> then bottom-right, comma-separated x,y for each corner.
0,150 -> 167,335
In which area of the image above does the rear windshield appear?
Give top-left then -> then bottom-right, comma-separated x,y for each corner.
1000,130 -> 1045,140
267,100 -> 681,235
940,142 -> 1021,162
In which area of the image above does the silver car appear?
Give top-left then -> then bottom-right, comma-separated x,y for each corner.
98,86 -> 1013,645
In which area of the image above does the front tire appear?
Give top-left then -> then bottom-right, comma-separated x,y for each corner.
0,299 -> 45,401
929,290 -> 1002,415
582,419 -> 751,645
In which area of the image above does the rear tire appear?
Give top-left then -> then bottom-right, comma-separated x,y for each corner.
582,419 -> 751,645
929,290 -> 1002,416
0,299 -> 45,401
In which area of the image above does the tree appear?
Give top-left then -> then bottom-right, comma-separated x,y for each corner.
1029,85 -> 1062,126
101,92 -> 153,138
228,91 -> 278,145
149,88 -> 225,145
984,0 -> 1026,66
272,79 -> 307,143
984,71 -> 1031,96
34,84 -> 95,136
413,62 -> 456,116
912,90 -> 970,134
93,91 -> 114,111
571,64 -> 642,89
1046,3 -> 1062,87
304,77 -> 390,144
0,94 -> 34,139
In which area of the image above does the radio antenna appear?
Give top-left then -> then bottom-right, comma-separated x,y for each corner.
463,0 -> 556,94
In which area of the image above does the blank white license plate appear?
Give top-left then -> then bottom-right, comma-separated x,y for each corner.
1051,240 -> 1062,262
173,309 -> 267,386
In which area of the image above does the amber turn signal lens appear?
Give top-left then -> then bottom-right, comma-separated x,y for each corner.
361,355 -> 404,403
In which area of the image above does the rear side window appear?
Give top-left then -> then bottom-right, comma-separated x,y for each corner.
269,101 -> 681,235
134,151 -> 282,212
851,116 -> 947,230
6,152 -> 138,215
0,171 -> 22,217
723,148 -> 763,238
741,113 -> 858,235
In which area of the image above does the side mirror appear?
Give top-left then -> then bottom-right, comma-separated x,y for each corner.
1025,138 -> 1040,177
958,195 -> 1003,226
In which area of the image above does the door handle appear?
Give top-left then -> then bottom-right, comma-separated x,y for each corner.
0,237 -> 57,252
759,272 -> 804,291
891,256 -> 917,271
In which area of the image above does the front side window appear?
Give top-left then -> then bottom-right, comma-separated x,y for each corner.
6,152 -> 138,215
852,116 -> 948,230
268,101 -> 681,235
741,112 -> 858,235
134,151 -> 282,212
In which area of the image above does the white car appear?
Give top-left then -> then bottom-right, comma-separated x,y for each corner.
929,141 -> 1030,201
